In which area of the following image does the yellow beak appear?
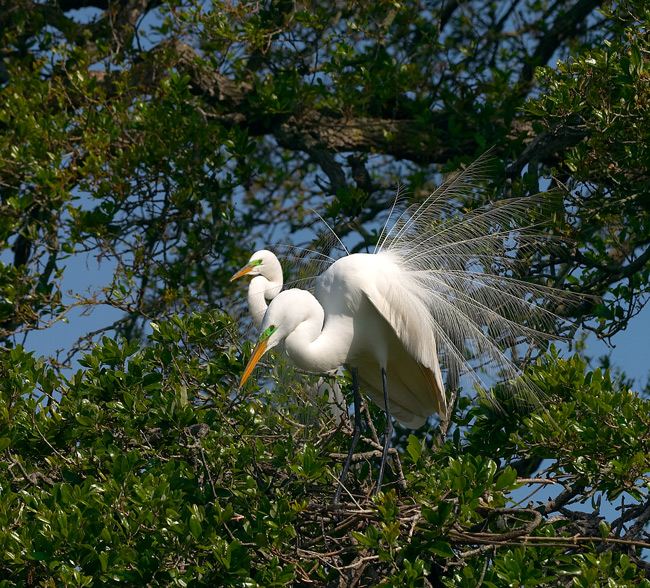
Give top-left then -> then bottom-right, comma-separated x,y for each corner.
230,264 -> 254,282
240,338 -> 269,387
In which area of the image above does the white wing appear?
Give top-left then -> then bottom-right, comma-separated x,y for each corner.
318,252 -> 448,427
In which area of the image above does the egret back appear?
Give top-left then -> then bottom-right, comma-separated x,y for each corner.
315,252 -> 448,425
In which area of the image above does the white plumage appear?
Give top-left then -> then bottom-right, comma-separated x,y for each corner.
236,157 -> 579,497
230,249 -> 283,328
231,249 -> 349,424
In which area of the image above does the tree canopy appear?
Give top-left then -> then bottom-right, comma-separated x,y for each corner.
1,0 -> 650,586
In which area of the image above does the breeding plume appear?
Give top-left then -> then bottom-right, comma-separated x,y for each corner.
236,158 -> 577,500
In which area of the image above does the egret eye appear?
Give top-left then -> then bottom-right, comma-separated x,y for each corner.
260,324 -> 277,341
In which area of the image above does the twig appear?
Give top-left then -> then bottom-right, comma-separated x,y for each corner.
623,498 -> 650,542
517,477 -> 558,485
476,551 -> 491,588
450,531 -> 650,551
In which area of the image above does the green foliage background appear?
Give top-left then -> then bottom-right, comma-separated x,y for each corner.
1,0 -> 650,585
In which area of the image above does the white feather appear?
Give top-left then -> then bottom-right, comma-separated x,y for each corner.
239,156 -> 582,427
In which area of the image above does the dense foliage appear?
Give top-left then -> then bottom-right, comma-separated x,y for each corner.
1,0 -> 649,585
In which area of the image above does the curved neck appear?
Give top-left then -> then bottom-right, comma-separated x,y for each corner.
248,275 -> 281,328
284,314 -> 353,374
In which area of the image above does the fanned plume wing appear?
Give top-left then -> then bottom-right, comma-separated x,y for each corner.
376,156 -> 583,408
270,230 -> 348,293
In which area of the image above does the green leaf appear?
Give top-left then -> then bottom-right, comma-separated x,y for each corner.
76,415 -> 95,427
189,514 -> 202,540
406,434 -> 422,463
495,466 -> 517,491
599,520 -> 611,539
427,540 -> 454,558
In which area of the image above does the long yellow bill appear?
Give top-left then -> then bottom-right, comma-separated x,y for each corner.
230,264 -> 254,282
240,339 -> 268,387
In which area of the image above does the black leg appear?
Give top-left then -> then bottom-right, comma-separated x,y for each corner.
375,367 -> 392,494
333,367 -> 361,504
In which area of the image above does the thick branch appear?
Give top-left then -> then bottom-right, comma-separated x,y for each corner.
57,0 -> 111,9
162,42 -> 541,168
540,482 -> 585,515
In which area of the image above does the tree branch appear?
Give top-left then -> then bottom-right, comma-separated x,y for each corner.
518,0 -> 602,91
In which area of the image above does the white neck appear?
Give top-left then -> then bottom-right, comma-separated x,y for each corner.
248,275 -> 282,328
284,313 -> 354,374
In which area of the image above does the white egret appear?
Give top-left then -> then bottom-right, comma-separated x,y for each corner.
237,158 -> 580,501
240,256 -> 448,501
230,249 -> 283,329
231,249 -> 348,424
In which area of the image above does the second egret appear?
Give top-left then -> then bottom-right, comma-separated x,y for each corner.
230,250 -> 283,329
231,249 -> 348,424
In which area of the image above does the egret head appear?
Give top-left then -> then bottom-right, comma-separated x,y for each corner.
239,291 -> 300,386
239,289 -> 325,387
230,250 -> 279,282
239,322 -> 280,386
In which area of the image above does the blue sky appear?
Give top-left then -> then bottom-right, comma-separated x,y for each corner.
583,306 -> 650,390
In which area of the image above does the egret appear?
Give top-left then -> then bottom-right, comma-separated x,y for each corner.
240,256 -> 447,502
231,249 -> 348,423
230,249 -> 283,329
237,158 -> 579,501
